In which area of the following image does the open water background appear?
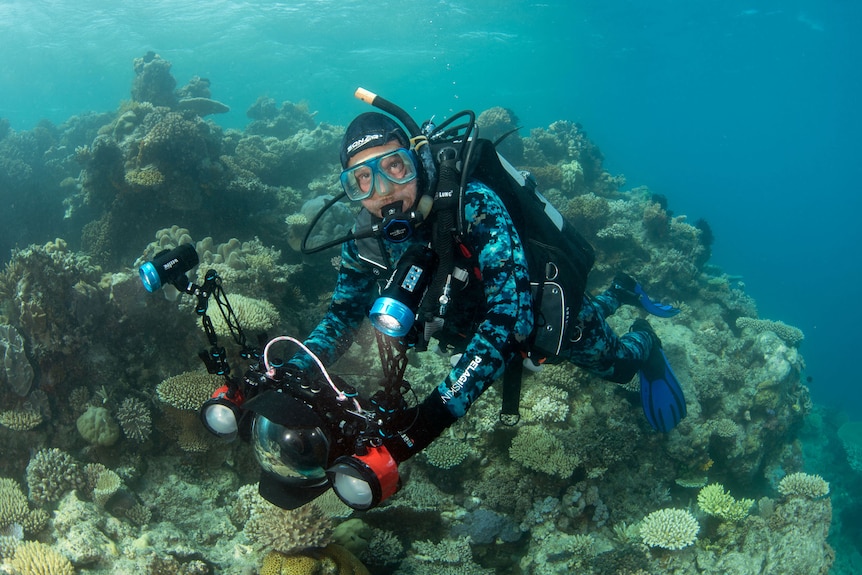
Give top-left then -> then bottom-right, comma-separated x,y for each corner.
1,0 -> 860,418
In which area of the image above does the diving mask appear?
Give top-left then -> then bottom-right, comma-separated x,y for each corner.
340,148 -> 417,201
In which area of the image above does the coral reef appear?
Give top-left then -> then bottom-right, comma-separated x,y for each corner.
0,58 -> 839,574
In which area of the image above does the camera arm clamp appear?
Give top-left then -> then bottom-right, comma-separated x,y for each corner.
172,268 -> 257,377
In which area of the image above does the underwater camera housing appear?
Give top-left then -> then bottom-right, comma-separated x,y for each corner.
139,247 -> 406,511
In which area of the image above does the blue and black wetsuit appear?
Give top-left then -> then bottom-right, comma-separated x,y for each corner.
295,180 -> 654,462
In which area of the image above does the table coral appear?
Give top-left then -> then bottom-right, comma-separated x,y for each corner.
736,316 -> 805,347
777,472 -> 829,499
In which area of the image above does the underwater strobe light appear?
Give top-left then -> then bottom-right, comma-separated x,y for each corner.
139,243 -> 199,292
327,440 -> 400,510
199,384 -> 245,441
369,244 -> 438,337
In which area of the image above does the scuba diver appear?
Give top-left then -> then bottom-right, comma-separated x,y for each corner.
289,102 -> 686,474
140,90 -> 686,511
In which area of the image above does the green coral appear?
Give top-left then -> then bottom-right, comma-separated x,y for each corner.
76,406 -> 121,447
697,483 -> 754,522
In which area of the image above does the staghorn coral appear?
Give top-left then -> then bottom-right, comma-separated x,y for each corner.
156,370 -> 222,411
25,448 -> 87,506
697,483 -> 754,522
639,508 -> 699,550
777,472 -> 830,499
736,316 -> 805,347
9,540 -> 74,575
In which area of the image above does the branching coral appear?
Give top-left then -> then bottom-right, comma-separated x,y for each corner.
697,483 -> 754,522
9,540 -> 74,575
243,495 -> 333,554
156,370 -> 222,411
778,472 -> 829,499
116,397 -> 152,442
25,448 -> 87,506
509,424 -> 580,478
736,317 -> 805,347
639,508 -> 699,550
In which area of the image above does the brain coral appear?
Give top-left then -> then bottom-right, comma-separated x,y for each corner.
76,405 -> 121,446
639,508 -> 699,550
9,540 -> 74,575
778,472 -> 830,499
156,370 -> 223,411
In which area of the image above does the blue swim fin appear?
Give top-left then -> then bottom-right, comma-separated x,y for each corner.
634,284 -> 681,318
639,349 -> 687,432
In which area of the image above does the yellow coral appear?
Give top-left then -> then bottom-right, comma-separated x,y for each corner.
9,541 -> 74,575
156,370 -> 222,411
697,483 -> 753,522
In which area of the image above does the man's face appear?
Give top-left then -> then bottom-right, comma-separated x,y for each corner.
347,142 -> 419,218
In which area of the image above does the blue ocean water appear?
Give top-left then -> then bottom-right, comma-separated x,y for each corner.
1,0 -> 859,421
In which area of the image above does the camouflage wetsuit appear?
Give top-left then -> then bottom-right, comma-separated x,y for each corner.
295,180 -> 654,461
